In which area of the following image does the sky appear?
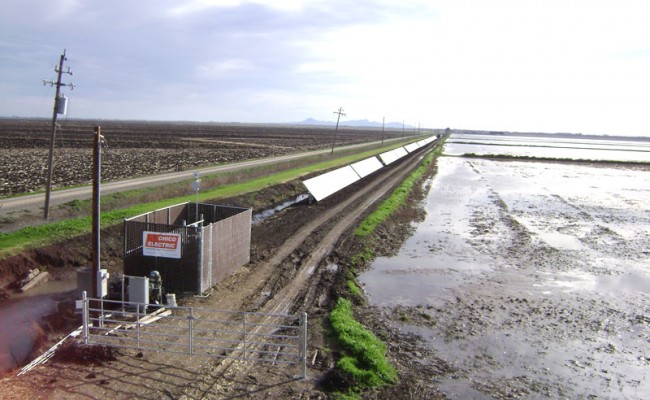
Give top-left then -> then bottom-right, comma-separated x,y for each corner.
1,0 -> 649,136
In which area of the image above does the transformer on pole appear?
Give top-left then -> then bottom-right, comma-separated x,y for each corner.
43,49 -> 74,220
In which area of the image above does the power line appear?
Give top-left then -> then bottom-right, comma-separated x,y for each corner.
43,49 -> 74,220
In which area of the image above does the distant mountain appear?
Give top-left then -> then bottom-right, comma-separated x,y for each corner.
298,118 -> 413,129
299,118 -> 333,126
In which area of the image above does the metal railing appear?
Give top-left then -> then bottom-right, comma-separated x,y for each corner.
79,291 -> 308,378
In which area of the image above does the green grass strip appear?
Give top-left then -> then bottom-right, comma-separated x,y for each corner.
451,141 -> 650,154
329,297 -> 397,389
354,151 -> 434,237
326,140 -> 446,398
460,153 -> 650,165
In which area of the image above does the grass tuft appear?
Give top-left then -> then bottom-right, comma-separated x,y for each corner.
329,298 -> 397,390
330,392 -> 361,400
346,279 -> 362,297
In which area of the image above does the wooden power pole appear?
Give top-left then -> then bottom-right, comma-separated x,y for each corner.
43,49 -> 74,220
92,126 -> 103,298
331,107 -> 346,154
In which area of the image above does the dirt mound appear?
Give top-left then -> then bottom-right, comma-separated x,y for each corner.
52,341 -> 116,366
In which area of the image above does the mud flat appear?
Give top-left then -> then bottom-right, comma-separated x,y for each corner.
360,156 -> 650,399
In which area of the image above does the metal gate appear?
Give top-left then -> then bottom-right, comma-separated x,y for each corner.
78,292 -> 307,378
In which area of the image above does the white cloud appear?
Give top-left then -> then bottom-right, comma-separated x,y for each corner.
169,0 -> 307,16
197,59 -> 257,78
1,0 -> 649,135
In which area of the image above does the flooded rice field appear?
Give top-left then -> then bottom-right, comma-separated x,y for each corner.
360,137 -> 650,398
445,133 -> 650,163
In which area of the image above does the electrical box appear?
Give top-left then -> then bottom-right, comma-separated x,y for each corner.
99,269 -> 109,298
127,276 -> 149,313
55,95 -> 68,115
76,267 -> 109,298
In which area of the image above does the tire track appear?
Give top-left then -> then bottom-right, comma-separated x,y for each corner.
182,145 -> 434,399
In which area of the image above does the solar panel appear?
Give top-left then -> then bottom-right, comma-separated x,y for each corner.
351,156 -> 384,178
303,165 -> 361,201
404,142 -> 420,153
394,147 -> 408,159
379,150 -> 399,165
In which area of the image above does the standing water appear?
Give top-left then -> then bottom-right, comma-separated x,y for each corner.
252,194 -> 310,224
359,135 -> 650,399
0,279 -> 76,374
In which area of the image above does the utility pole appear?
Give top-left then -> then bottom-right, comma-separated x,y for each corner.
43,49 -> 74,220
192,172 -> 201,222
92,126 -> 103,299
381,116 -> 385,144
331,107 -> 346,154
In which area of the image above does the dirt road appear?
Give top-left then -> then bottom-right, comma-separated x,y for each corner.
0,139 -> 398,215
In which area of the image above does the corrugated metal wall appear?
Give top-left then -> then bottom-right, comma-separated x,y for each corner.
205,208 -> 252,286
124,202 -> 251,295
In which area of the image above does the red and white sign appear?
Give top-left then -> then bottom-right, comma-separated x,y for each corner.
143,231 -> 182,259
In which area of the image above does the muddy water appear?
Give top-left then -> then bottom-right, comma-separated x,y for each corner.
361,158 -> 497,306
360,156 -> 650,399
252,193 -> 310,224
0,279 -> 76,374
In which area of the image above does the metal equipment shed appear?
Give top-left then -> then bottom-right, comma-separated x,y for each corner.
123,202 -> 251,294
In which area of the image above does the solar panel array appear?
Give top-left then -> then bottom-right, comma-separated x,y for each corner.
303,136 -> 438,201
